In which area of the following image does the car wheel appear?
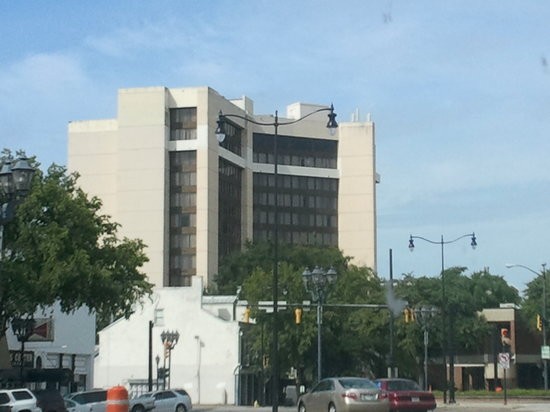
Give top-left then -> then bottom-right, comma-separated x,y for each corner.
298,402 -> 306,412
175,404 -> 187,412
328,403 -> 336,412
132,405 -> 145,412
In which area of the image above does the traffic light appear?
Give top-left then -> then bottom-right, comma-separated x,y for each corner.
243,306 -> 251,323
294,308 -> 303,325
403,308 -> 415,323
501,328 -> 512,352
537,314 -> 543,332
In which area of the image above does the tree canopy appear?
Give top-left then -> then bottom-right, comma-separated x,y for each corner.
0,157 -> 153,334
520,266 -> 549,333
216,242 -> 523,387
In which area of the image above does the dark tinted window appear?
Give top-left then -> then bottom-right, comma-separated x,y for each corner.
339,378 -> 377,390
12,390 -> 33,400
314,380 -> 333,392
174,390 -> 189,397
387,380 -> 420,391
0,394 -> 10,404
72,391 -> 106,404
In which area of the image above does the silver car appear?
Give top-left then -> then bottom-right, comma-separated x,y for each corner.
139,390 -> 191,412
297,377 -> 389,412
0,389 -> 41,412
65,390 -> 155,412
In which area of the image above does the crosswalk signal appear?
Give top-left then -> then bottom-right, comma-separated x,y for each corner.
537,314 -> 543,331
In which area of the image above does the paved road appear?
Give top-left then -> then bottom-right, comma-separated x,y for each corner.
194,400 -> 549,412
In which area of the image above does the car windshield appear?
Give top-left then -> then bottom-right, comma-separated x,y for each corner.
387,380 -> 421,391
338,378 -> 378,389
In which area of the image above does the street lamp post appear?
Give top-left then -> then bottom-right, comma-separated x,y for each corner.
302,266 -> 338,383
415,306 -> 438,390
11,317 -> 36,384
160,330 -> 180,389
216,104 -> 338,411
1,156 -> 36,385
505,263 -> 548,390
408,232 -> 477,404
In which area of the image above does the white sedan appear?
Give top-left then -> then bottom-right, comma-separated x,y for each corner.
139,390 -> 192,412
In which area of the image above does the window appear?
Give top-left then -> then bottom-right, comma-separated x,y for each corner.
12,390 -> 33,401
253,133 -> 337,169
218,158 -> 242,259
154,309 -> 164,325
219,120 -> 242,156
170,108 -> 197,141
253,173 -> 338,248
169,151 -> 197,286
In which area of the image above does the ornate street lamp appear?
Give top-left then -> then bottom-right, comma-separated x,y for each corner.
160,330 -> 180,389
408,232 -> 477,404
11,317 -> 36,383
506,263 -> 548,390
302,266 -> 338,382
217,104 -> 338,411
2,156 -> 36,385
0,156 -> 36,252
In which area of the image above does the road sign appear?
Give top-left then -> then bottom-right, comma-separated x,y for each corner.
498,352 -> 510,369
541,345 -> 550,360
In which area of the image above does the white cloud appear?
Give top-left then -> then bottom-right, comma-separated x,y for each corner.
0,53 -> 88,99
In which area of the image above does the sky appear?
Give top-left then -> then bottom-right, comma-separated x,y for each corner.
1,1 -> 549,294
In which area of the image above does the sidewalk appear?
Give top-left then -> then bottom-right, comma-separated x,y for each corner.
194,399 -> 549,412
430,398 -> 549,411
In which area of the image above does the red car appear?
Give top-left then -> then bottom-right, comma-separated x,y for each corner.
374,379 -> 436,412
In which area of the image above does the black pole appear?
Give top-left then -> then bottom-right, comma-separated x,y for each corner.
148,321 -> 153,391
493,326 -> 498,390
542,264 -> 548,390
272,114 -> 279,412
19,340 -> 25,384
389,249 -> 395,378
440,237 -> 448,404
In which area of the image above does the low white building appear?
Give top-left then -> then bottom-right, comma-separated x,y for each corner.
3,303 -> 96,392
94,277 -> 243,405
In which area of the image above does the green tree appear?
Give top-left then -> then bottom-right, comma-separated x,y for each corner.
215,241 -> 350,294
226,243 -> 388,385
393,267 -> 521,381
0,160 -> 153,336
325,266 -> 388,378
521,267 -> 549,333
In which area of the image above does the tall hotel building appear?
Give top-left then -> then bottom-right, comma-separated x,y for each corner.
68,87 -> 377,289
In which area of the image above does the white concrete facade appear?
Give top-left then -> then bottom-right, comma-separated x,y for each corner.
68,86 -> 377,289
93,277 -> 242,405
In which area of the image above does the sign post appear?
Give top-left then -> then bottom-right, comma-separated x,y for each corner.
498,352 -> 510,405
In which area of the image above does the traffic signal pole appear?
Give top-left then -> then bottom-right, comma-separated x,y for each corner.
542,264 -> 548,390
